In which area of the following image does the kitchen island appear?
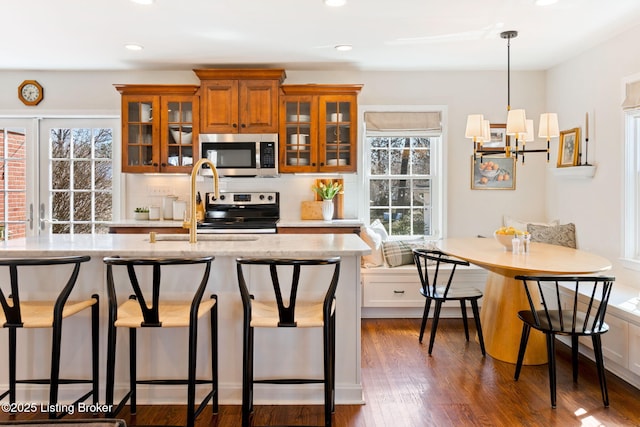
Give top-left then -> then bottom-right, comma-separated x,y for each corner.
0,233 -> 370,406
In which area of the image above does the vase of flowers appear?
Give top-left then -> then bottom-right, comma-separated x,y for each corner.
312,181 -> 342,221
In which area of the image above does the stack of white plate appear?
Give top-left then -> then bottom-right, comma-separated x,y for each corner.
288,158 -> 310,166
288,114 -> 311,122
327,159 -> 347,166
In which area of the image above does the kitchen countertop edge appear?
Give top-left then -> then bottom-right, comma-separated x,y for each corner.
0,233 -> 371,258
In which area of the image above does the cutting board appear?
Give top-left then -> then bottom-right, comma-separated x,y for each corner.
300,201 -> 324,220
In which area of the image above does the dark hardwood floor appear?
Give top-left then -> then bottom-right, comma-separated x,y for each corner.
2,318 -> 640,426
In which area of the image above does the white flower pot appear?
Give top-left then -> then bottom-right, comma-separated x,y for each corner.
322,200 -> 334,221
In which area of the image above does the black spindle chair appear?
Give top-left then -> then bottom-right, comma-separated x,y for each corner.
513,275 -> 615,408
413,249 -> 485,356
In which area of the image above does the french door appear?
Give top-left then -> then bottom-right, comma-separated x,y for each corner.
0,117 -> 119,239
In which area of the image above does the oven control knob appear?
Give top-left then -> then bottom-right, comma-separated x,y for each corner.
259,194 -> 265,200
267,195 -> 274,201
219,195 -> 226,201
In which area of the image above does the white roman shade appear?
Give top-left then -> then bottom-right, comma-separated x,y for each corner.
622,80 -> 640,110
364,111 -> 442,132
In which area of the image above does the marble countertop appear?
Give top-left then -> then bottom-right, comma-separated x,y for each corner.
0,233 -> 371,257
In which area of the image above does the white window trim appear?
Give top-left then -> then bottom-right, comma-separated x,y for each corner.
359,105 -> 447,238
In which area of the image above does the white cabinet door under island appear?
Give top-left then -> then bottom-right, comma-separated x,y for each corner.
0,233 -> 370,407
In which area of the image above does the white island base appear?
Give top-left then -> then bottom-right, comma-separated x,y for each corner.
0,233 -> 370,407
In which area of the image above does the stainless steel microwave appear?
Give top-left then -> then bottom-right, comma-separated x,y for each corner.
199,133 -> 278,177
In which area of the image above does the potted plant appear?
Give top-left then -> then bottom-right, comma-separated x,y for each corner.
312,181 -> 343,221
134,207 -> 149,221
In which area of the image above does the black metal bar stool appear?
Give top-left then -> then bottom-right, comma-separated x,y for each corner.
236,257 -> 341,427
0,255 -> 98,418
103,256 -> 218,427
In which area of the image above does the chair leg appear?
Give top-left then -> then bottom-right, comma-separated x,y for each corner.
210,297 -> 219,414
323,316 -> 333,427
242,321 -> 253,427
514,323 -> 531,380
460,300 -> 470,341
48,319 -> 63,419
187,319 -> 198,427
8,328 -> 17,406
105,323 -> 117,412
129,328 -> 137,415
91,296 -> 100,405
546,333 -> 557,408
428,301 -> 443,355
470,300 -> 485,356
571,335 -> 579,383
419,298 -> 432,343
592,335 -> 609,407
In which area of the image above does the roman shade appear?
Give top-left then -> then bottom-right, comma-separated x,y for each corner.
364,111 -> 442,132
622,80 -> 640,110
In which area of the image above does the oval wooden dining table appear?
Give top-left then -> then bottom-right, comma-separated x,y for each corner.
437,237 -> 612,365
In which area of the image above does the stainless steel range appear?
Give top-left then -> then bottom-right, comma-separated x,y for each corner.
197,191 -> 279,234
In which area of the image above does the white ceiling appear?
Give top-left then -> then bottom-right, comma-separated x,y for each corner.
3,0 -> 640,72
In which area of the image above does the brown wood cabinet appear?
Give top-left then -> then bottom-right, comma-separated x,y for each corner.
194,69 -> 286,134
115,85 -> 199,173
279,85 -> 362,173
277,226 -> 360,235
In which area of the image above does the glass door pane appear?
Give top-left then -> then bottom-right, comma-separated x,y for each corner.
284,98 -> 313,168
39,118 -> 118,235
0,120 -> 31,240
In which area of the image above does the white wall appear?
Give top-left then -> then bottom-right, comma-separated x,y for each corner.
545,23 -> 640,286
0,67 -> 549,234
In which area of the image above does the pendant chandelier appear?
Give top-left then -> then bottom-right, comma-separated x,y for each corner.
465,30 -> 559,164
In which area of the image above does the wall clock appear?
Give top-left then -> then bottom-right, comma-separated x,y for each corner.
18,80 -> 44,106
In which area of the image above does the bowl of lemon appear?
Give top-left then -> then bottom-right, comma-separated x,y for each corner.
494,226 -> 529,251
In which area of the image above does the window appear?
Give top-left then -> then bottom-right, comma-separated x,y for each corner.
363,108 -> 444,238
623,79 -> 640,269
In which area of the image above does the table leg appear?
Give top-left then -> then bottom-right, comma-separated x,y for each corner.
479,271 -> 547,365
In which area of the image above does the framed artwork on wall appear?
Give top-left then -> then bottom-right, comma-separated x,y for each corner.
471,156 -> 516,190
484,123 -> 510,149
558,128 -> 581,167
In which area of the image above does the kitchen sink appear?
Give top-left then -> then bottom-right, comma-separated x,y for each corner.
149,234 -> 260,242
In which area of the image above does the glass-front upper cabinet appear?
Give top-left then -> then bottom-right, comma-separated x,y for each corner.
320,97 -> 356,171
281,95 -> 317,171
279,85 -> 362,173
116,85 -> 199,173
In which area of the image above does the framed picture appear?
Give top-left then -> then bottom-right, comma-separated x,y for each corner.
484,123 -> 510,148
471,156 -> 516,190
558,127 -> 581,167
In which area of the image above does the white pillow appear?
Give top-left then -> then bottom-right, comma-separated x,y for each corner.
360,226 -> 384,268
369,219 -> 389,242
503,215 -> 559,232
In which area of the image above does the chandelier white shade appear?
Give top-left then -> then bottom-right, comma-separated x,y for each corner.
538,113 -> 559,139
465,30 -> 557,164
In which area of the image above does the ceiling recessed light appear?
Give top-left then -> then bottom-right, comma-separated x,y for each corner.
125,43 -> 144,51
335,44 -> 352,51
324,0 -> 346,7
130,0 -> 154,4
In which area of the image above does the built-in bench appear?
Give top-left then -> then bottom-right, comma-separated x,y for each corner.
360,263 -> 487,318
